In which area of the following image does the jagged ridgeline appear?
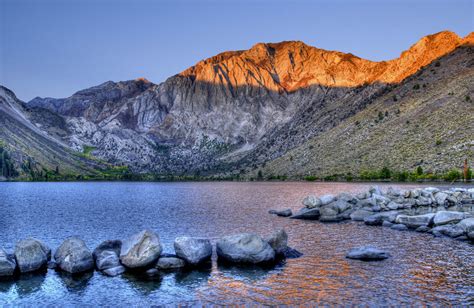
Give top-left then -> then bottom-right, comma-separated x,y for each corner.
1,31 -> 473,180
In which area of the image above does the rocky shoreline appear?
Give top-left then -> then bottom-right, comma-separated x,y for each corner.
271,186 -> 474,242
0,229 -> 302,278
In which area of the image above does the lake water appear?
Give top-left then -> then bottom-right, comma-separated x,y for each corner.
0,182 -> 473,306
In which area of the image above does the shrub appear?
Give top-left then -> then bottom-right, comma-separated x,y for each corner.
443,169 -> 461,182
416,166 -> 423,176
378,111 -> 384,121
394,171 -> 409,182
413,84 -> 420,90
379,166 -> 391,179
466,95 -> 471,102
304,175 -> 317,181
435,139 -> 442,146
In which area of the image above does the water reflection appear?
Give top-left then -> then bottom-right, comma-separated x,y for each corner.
57,271 -> 93,293
0,182 -> 472,305
122,272 -> 163,295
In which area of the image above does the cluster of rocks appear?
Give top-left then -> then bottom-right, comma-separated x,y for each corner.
270,186 -> 474,242
0,229 -> 301,278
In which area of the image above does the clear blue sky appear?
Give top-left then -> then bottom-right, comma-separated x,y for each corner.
1,0 -> 472,101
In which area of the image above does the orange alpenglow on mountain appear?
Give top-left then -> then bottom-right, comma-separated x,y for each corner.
180,31 -> 474,92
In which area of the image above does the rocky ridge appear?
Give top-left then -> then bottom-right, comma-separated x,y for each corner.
1,31 -> 473,178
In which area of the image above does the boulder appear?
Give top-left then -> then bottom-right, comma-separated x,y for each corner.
95,250 -> 121,271
373,194 -> 391,206
382,221 -> 393,228
369,186 -> 383,196
386,187 -> 402,197
395,213 -> 435,229
356,198 -> 377,208
320,194 -> 336,205
425,187 -> 440,194
0,248 -> 16,277
433,211 -> 471,226
302,195 -> 321,208
337,192 -> 358,204
346,246 -> 390,261
268,209 -> 292,217
391,224 -> 408,231
47,261 -> 57,269
364,214 -> 384,226
290,207 -> 320,220
120,230 -> 162,268
333,200 -> 352,213
319,215 -> 343,223
350,209 -> 373,221
387,201 -> 400,210
103,266 -> 125,277
174,237 -> 212,265
54,237 -> 94,274
156,257 -> 186,270
364,211 -> 399,226
93,240 -> 121,259
14,238 -> 50,273
216,233 -> 275,264
431,225 -> 465,238
457,218 -> 474,234
266,229 -> 288,255
434,192 -> 449,205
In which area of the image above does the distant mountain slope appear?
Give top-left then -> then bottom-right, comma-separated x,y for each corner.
0,87 -> 106,179
256,45 -> 474,179
1,30 -> 472,179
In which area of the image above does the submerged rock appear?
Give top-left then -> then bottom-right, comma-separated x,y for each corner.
14,238 -> 50,273
290,207 -> 320,220
0,248 -> 16,277
54,237 -> 94,274
266,229 -> 288,255
391,224 -> 409,231
268,209 -> 293,217
103,265 -> 125,277
156,257 -> 186,270
415,226 -> 431,233
346,246 -> 390,261
216,233 -> 275,264
120,230 -> 162,269
174,237 -> 212,265
281,247 -> 303,259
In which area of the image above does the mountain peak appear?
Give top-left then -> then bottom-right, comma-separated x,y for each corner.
178,31 -> 466,91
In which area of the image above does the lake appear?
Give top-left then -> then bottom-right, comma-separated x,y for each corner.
0,182 -> 473,306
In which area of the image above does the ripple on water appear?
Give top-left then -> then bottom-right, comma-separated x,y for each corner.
0,182 -> 473,305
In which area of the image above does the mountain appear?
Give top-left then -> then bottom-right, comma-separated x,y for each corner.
2,30 -> 473,179
0,86 -> 106,179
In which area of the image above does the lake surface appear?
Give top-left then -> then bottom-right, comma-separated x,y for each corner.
0,182 -> 473,306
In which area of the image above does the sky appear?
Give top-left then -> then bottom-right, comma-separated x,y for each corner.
0,0 -> 472,101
